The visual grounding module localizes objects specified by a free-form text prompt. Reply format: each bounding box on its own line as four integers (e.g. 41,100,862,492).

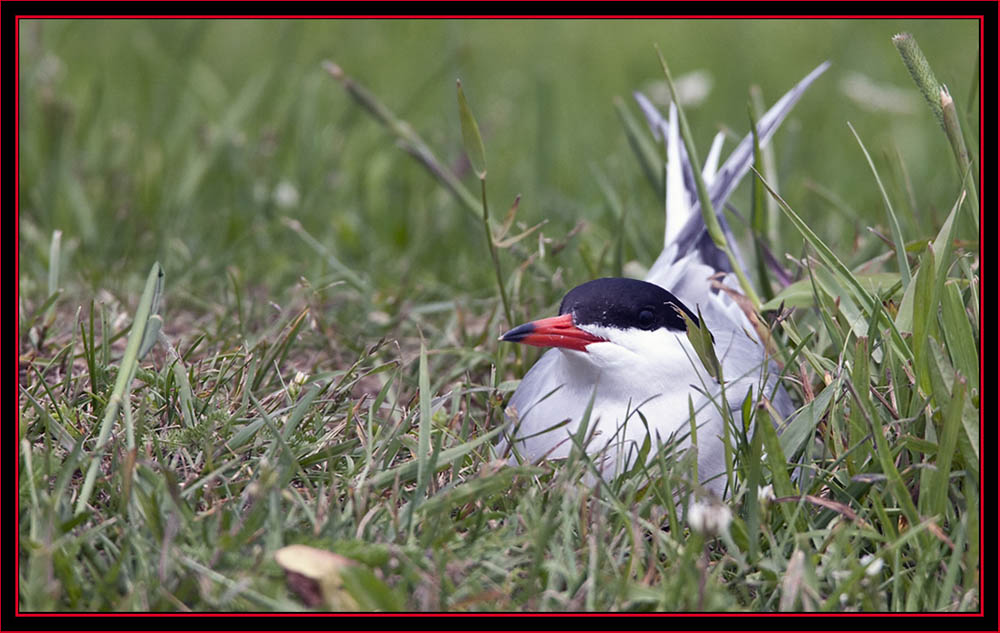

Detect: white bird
499,62,830,497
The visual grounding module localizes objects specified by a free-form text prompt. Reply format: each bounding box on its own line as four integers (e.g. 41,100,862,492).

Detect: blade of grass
778,380,837,463
893,190,963,336
929,377,966,520
457,79,515,329
843,379,920,530
75,263,164,515
653,45,760,308
323,61,481,219
910,247,938,395
847,122,911,287
368,426,504,489
414,341,433,504
614,96,665,195
752,168,913,364
44,230,62,326
940,281,978,387
748,101,775,302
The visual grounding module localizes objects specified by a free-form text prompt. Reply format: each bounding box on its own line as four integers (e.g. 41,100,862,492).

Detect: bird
498,62,830,498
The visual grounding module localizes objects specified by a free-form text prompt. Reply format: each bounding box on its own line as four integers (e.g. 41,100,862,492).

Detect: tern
499,62,829,497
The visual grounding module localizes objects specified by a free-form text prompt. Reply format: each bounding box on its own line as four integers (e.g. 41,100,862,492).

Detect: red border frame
12,12,987,624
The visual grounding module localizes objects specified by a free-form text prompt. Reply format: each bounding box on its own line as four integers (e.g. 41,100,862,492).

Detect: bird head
501,278,707,383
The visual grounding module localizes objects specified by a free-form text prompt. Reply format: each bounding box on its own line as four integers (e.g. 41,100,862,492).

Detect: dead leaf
275,544,359,610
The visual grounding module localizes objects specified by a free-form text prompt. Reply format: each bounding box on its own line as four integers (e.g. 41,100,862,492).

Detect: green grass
18,19,980,612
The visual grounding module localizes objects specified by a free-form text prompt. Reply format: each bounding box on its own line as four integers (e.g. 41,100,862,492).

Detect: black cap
558,277,699,333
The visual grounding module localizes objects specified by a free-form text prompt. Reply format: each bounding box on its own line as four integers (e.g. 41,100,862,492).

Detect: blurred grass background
19,19,979,310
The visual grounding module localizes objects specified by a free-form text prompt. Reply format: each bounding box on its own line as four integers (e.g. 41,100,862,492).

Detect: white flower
273,180,300,209
758,484,776,505
688,500,733,536
860,553,884,576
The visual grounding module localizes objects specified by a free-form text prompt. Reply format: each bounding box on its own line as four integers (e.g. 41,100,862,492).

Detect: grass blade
653,45,760,307
614,96,664,195
75,263,164,515
848,122,911,286
752,168,912,363
323,60,481,218
456,79,487,178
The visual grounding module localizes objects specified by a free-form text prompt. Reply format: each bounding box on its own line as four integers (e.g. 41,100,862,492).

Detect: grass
17,19,980,613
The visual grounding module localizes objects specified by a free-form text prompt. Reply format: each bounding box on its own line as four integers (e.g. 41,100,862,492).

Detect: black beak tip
500,322,534,343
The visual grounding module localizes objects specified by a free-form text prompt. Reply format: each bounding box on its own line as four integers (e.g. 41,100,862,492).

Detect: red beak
500,313,606,352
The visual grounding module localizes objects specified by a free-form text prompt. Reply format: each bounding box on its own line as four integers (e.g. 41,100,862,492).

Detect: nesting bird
500,62,830,497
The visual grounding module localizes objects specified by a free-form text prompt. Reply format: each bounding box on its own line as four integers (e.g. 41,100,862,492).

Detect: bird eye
638,309,655,329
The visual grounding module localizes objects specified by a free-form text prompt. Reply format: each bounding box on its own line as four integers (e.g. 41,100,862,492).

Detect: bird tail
635,61,830,296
